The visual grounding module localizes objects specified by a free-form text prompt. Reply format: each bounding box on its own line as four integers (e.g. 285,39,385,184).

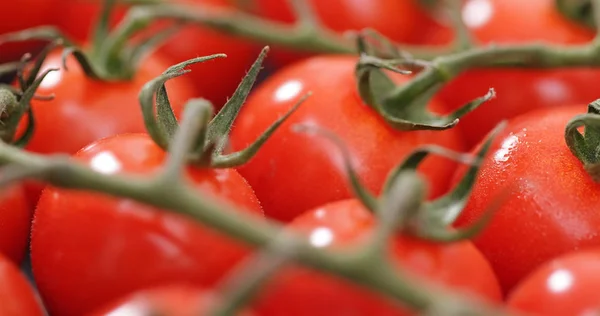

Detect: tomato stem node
565,100,600,182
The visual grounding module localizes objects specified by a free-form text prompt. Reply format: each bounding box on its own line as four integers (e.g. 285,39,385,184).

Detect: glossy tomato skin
229,55,464,222
88,285,256,316
31,133,263,316
0,183,32,264
252,199,502,315
19,49,195,207
247,0,427,67
0,0,56,63
453,105,600,294
0,253,45,316
425,0,600,147
507,249,600,316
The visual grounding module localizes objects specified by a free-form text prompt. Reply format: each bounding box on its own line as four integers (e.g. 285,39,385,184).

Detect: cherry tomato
18,48,196,207
229,55,464,222
427,0,600,147
0,253,45,316
31,133,263,316
507,249,600,316
0,183,31,264
252,199,502,315
453,105,600,294
247,0,429,67
0,1,56,63
55,0,260,107
88,285,255,316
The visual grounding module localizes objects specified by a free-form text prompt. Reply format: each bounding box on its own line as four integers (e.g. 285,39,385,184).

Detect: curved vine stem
0,114,511,316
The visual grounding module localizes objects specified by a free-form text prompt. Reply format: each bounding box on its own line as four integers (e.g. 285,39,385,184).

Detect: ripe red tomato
0,183,31,264
0,0,56,63
0,253,45,316
507,249,600,316
18,48,195,206
252,199,502,315
247,0,430,67
31,133,263,316
88,285,255,316
229,55,464,222
53,0,127,44
54,0,260,107
452,105,600,294
427,0,600,147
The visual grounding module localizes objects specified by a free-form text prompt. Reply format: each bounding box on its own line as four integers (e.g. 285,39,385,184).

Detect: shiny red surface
230,55,464,222
508,249,600,316
31,133,263,316
454,105,600,293
0,183,32,264
252,199,502,315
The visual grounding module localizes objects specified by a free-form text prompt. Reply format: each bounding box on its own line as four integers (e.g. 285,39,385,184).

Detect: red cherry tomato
18,48,195,207
0,1,56,63
229,55,464,222
507,249,600,316
88,285,256,316
453,105,600,294
248,0,429,67
427,0,600,147
252,199,502,315
0,253,45,316
55,0,260,107
31,133,263,316
0,183,31,264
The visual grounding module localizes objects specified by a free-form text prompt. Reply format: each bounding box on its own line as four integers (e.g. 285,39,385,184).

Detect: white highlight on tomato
309,227,334,248
90,151,122,174
463,0,493,29
40,69,63,90
105,301,149,316
547,269,573,293
275,80,303,102
494,134,519,163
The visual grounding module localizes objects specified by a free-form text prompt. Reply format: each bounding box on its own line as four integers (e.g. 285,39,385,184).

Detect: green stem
0,136,509,316
565,100,600,182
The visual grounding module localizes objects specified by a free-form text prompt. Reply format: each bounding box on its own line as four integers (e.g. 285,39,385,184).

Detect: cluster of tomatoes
2,0,600,315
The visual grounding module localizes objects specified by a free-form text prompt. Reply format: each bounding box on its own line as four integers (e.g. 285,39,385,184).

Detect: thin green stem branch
0,139,510,315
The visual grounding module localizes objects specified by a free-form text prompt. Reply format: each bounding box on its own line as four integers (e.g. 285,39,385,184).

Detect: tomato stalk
565,100,600,181
293,122,508,243
556,0,596,29
138,46,306,168
0,113,511,316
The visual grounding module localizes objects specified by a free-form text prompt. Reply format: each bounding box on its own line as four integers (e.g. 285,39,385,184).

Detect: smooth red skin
55,0,260,106
53,1,127,44
425,0,600,147
18,49,195,207
229,55,464,222
0,183,32,264
507,249,600,316
0,253,45,316
0,1,56,63
248,0,424,67
452,105,600,294
89,285,255,316
252,199,502,315
31,133,263,316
